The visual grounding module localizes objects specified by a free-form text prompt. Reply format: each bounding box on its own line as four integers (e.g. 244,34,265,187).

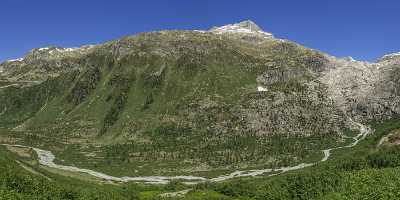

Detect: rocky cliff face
320,54,400,122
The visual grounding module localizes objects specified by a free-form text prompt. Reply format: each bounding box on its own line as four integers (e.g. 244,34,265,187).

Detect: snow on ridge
6,57,24,63
210,21,273,38
37,45,96,56
38,47,50,51
213,25,273,36
48,47,78,55
381,52,400,60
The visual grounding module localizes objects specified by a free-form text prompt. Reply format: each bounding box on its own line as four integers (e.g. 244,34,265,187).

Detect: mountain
209,20,274,41
1,20,400,179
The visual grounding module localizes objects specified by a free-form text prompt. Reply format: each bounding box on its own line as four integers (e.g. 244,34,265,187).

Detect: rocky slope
0,45,95,82
321,53,400,122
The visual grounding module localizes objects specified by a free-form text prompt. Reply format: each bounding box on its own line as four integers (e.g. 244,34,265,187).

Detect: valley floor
2,119,400,199
0,120,371,185
0,120,369,185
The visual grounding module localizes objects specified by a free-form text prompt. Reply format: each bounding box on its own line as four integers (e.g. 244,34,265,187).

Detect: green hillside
0,31,346,175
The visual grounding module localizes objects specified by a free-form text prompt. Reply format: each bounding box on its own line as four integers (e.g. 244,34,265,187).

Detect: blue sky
1,0,399,62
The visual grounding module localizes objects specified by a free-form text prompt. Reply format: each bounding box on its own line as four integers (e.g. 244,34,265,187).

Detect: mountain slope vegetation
0,24,350,174
1,20,400,199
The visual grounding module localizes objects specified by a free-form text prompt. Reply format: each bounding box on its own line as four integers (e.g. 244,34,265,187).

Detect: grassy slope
0,146,131,200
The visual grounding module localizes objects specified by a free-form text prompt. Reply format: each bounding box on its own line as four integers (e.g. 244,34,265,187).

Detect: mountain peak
209,20,273,39
234,20,263,31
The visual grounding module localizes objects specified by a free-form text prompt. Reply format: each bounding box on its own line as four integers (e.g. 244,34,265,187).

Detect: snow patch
38,47,50,51
6,57,24,62
257,86,268,92
49,47,79,55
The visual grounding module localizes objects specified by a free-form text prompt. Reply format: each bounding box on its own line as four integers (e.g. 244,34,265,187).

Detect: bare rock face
257,67,307,86
237,82,344,137
320,54,400,122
